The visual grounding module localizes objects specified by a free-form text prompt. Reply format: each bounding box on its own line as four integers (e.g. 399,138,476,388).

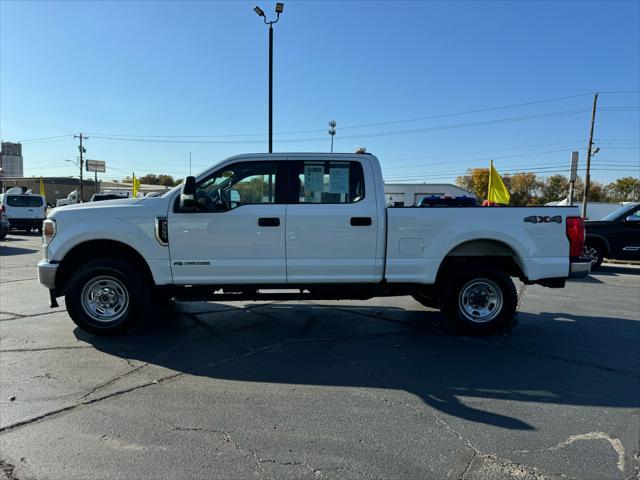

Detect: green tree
607,177,640,202
508,172,542,206
455,168,489,201
540,175,570,204
587,181,609,202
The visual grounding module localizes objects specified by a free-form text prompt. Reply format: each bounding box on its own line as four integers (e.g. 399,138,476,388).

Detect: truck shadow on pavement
0,244,39,256
75,302,640,432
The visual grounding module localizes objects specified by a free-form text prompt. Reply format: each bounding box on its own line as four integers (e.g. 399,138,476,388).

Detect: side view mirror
625,215,640,223
180,176,197,211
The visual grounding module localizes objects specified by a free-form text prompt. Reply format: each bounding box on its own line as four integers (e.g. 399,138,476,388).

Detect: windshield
600,203,639,221
6,195,43,207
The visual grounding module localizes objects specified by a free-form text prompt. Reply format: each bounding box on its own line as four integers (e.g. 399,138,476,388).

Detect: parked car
0,211,10,239
56,190,79,207
416,195,478,207
90,193,130,202
0,191,46,233
584,202,640,270
37,152,589,336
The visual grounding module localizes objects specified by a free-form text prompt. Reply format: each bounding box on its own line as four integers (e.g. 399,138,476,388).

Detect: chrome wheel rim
583,245,600,265
81,276,129,323
459,278,503,323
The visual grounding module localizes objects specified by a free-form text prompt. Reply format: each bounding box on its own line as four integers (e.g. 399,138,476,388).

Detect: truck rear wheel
441,268,517,335
583,242,604,270
65,258,151,335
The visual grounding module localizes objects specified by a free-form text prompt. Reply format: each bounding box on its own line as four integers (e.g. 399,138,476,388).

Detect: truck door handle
258,217,280,227
350,217,372,226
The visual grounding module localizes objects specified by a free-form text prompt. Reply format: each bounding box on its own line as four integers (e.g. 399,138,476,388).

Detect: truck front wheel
65,258,151,335
441,268,517,335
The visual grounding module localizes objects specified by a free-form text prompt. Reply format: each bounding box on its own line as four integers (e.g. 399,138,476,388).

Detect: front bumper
569,257,591,278
37,260,59,290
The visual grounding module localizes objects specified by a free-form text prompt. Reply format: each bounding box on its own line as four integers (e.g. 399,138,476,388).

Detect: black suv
584,202,640,270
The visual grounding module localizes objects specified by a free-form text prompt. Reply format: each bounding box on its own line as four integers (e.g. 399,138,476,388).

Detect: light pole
65,158,82,202
328,120,336,153
253,3,284,154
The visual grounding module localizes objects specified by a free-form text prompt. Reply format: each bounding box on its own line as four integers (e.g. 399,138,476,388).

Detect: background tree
122,173,180,187
607,177,640,202
455,168,489,201
508,172,542,206
540,174,569,204
587,181,609,202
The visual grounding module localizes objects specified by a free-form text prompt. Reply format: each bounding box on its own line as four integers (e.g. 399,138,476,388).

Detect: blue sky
1,0,638,184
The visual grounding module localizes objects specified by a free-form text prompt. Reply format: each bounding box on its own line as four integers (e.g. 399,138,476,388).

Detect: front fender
47,215,172,285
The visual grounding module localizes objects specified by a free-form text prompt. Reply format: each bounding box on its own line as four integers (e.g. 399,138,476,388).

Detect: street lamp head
253,5,265,17
592,147,600,155
275,3,284,14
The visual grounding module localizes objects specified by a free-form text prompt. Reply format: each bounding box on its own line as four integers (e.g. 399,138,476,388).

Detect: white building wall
383,183,475,206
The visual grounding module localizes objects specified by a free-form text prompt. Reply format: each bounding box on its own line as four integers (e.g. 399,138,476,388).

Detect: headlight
43,219,56,244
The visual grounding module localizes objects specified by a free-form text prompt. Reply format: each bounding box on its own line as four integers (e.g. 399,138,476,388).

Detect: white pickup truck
38,152,590,335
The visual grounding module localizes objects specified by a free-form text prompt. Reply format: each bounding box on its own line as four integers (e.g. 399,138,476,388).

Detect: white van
0,191,47,233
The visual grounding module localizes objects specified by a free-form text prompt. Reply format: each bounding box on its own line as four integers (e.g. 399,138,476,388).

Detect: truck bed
385,206,580,284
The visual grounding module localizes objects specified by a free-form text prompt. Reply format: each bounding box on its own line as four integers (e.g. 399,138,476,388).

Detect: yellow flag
132,173,141,198
39,177,45,197
487,160,510,205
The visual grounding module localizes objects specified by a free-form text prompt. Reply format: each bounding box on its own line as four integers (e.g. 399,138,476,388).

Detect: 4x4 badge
524,215,562,224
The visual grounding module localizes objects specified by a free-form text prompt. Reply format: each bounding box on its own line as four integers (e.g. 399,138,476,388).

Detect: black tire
440,267,517,336
583,242,604,270
65,258,151,335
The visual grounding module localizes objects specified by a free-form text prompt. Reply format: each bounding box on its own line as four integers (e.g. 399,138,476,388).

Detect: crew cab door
285,158,381,283
610,205,640,259
168,160,287,284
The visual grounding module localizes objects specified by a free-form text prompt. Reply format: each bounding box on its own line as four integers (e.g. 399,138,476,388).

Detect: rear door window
6,196,43,207
293,161,365,204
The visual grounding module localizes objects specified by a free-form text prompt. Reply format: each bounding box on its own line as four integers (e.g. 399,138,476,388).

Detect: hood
48,196,170,219
51,197,143,212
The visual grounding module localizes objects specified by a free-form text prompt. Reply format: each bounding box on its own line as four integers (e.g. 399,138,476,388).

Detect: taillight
566,216,585,257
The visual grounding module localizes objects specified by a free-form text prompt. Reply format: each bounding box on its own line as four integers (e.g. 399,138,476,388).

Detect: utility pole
328,120,337,153
74,133,88,202
582,94,598,219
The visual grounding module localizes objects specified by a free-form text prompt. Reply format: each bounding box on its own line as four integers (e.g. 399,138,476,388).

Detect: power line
16,135,73,143
87,108,594,145
383,167,639,183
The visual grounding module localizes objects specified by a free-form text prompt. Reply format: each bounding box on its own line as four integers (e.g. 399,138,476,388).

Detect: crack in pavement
0,327,415,436
0,278,38,284
513,431,627,473
0,345,93,353
0,310,63,322
460,450,477,479
159,417,375,480
79,362,149,400
360,389,572,480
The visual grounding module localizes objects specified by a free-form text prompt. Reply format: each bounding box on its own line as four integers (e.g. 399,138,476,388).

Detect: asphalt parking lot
1,232,639,480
